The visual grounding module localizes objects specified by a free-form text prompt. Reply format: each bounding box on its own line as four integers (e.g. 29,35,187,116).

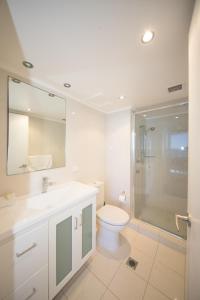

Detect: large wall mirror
7,77,66,175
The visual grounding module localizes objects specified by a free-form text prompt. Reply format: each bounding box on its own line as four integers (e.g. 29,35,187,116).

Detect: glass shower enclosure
133,103,188,239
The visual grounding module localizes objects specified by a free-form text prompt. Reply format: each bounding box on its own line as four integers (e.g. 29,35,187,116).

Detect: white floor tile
121,227,138,247
101,289,119,300
156,244,185,276
149,262,185,300
88,250,121,286
143,284,170,300
124,247,154,281
64,267,106,300
109,263,146,300
134,233,158,258
97,233,132,261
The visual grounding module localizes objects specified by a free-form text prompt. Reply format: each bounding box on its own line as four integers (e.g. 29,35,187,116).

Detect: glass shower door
134,103,188,238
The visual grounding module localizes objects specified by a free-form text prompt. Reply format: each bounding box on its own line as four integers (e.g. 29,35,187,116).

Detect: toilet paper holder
119,191,126,202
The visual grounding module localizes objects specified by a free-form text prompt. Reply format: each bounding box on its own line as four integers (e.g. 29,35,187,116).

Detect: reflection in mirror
7,77,66,175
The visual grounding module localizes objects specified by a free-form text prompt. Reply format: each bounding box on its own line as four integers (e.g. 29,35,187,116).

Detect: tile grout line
89,235,130,287
141,236,160,300
105,235,154,299
106,288,120,300
106,256,125,286
86,251,124,299
121,229,162,289
153,240,186,277
86,265,108,289
147,241,183,300
155,259,186,278
99,287,109,300
100,287,120,300
149,282,174,300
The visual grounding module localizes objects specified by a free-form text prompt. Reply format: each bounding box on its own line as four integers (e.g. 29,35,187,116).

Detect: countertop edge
0,187,97,244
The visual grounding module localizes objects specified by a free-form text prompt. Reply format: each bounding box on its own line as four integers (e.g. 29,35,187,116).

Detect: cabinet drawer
5,265,48,300
0,222,48,299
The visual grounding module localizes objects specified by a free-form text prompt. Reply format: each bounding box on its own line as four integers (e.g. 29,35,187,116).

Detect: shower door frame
131,100,188,236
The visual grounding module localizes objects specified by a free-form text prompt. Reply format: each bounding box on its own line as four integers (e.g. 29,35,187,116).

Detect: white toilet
93,181,129,252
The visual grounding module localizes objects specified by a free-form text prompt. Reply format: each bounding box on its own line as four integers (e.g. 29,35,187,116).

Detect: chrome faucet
42,177,54,193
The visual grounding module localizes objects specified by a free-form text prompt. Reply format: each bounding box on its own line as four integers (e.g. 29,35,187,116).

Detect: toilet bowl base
97,227,120,252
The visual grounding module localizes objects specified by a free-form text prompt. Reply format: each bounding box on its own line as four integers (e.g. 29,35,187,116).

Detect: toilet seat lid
97,205,129,226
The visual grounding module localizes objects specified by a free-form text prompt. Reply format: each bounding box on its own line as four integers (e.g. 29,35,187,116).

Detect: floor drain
126,257,138,270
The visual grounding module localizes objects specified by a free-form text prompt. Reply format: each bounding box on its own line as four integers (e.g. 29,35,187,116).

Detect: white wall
66,97,105,184
0,68,105,196
105,110,131,213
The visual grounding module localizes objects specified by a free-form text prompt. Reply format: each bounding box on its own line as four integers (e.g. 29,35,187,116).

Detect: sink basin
26,189,67,210
26,194,54,210
25,182,97,211
25,183,82,210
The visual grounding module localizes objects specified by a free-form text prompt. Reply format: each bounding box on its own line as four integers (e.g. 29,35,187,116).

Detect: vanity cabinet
0,222,48,300
49,197,96,299
0,182,97,300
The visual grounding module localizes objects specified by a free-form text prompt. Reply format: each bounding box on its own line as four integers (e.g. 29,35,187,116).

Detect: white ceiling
0,0,194,113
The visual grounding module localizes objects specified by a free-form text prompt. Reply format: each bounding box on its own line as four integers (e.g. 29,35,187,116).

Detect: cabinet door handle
24,288,36,300
16,243,37,257
74,217,78,230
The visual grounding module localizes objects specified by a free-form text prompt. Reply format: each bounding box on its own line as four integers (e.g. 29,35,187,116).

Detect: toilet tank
92,181,104,210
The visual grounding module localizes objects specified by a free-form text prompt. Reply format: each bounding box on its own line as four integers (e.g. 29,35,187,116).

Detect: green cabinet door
82,204,93,258
56,216,72,285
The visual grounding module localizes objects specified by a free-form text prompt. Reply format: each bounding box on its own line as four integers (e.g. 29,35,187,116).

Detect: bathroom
0,0,199,300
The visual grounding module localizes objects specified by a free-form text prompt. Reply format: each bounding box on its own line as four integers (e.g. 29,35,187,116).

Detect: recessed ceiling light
22,61,34,68
64,83,71,88
141,31,154,44
48,93,55,97
12,78,21,84
119,96,125,100
27,108,31,112
175,116,179,119
143,114,147,117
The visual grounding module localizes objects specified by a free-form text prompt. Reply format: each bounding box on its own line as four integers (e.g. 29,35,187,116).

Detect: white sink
26,194,53,210
26,188,68,210
25,182,97,211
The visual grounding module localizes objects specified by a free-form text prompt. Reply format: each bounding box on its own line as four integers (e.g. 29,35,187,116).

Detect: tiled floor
55,227,186,300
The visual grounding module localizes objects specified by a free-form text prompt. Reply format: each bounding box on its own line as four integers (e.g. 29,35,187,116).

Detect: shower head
138,125,156,134
145,127,156,132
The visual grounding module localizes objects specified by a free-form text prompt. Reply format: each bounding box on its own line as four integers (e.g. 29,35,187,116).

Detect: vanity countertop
0,181,97,243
